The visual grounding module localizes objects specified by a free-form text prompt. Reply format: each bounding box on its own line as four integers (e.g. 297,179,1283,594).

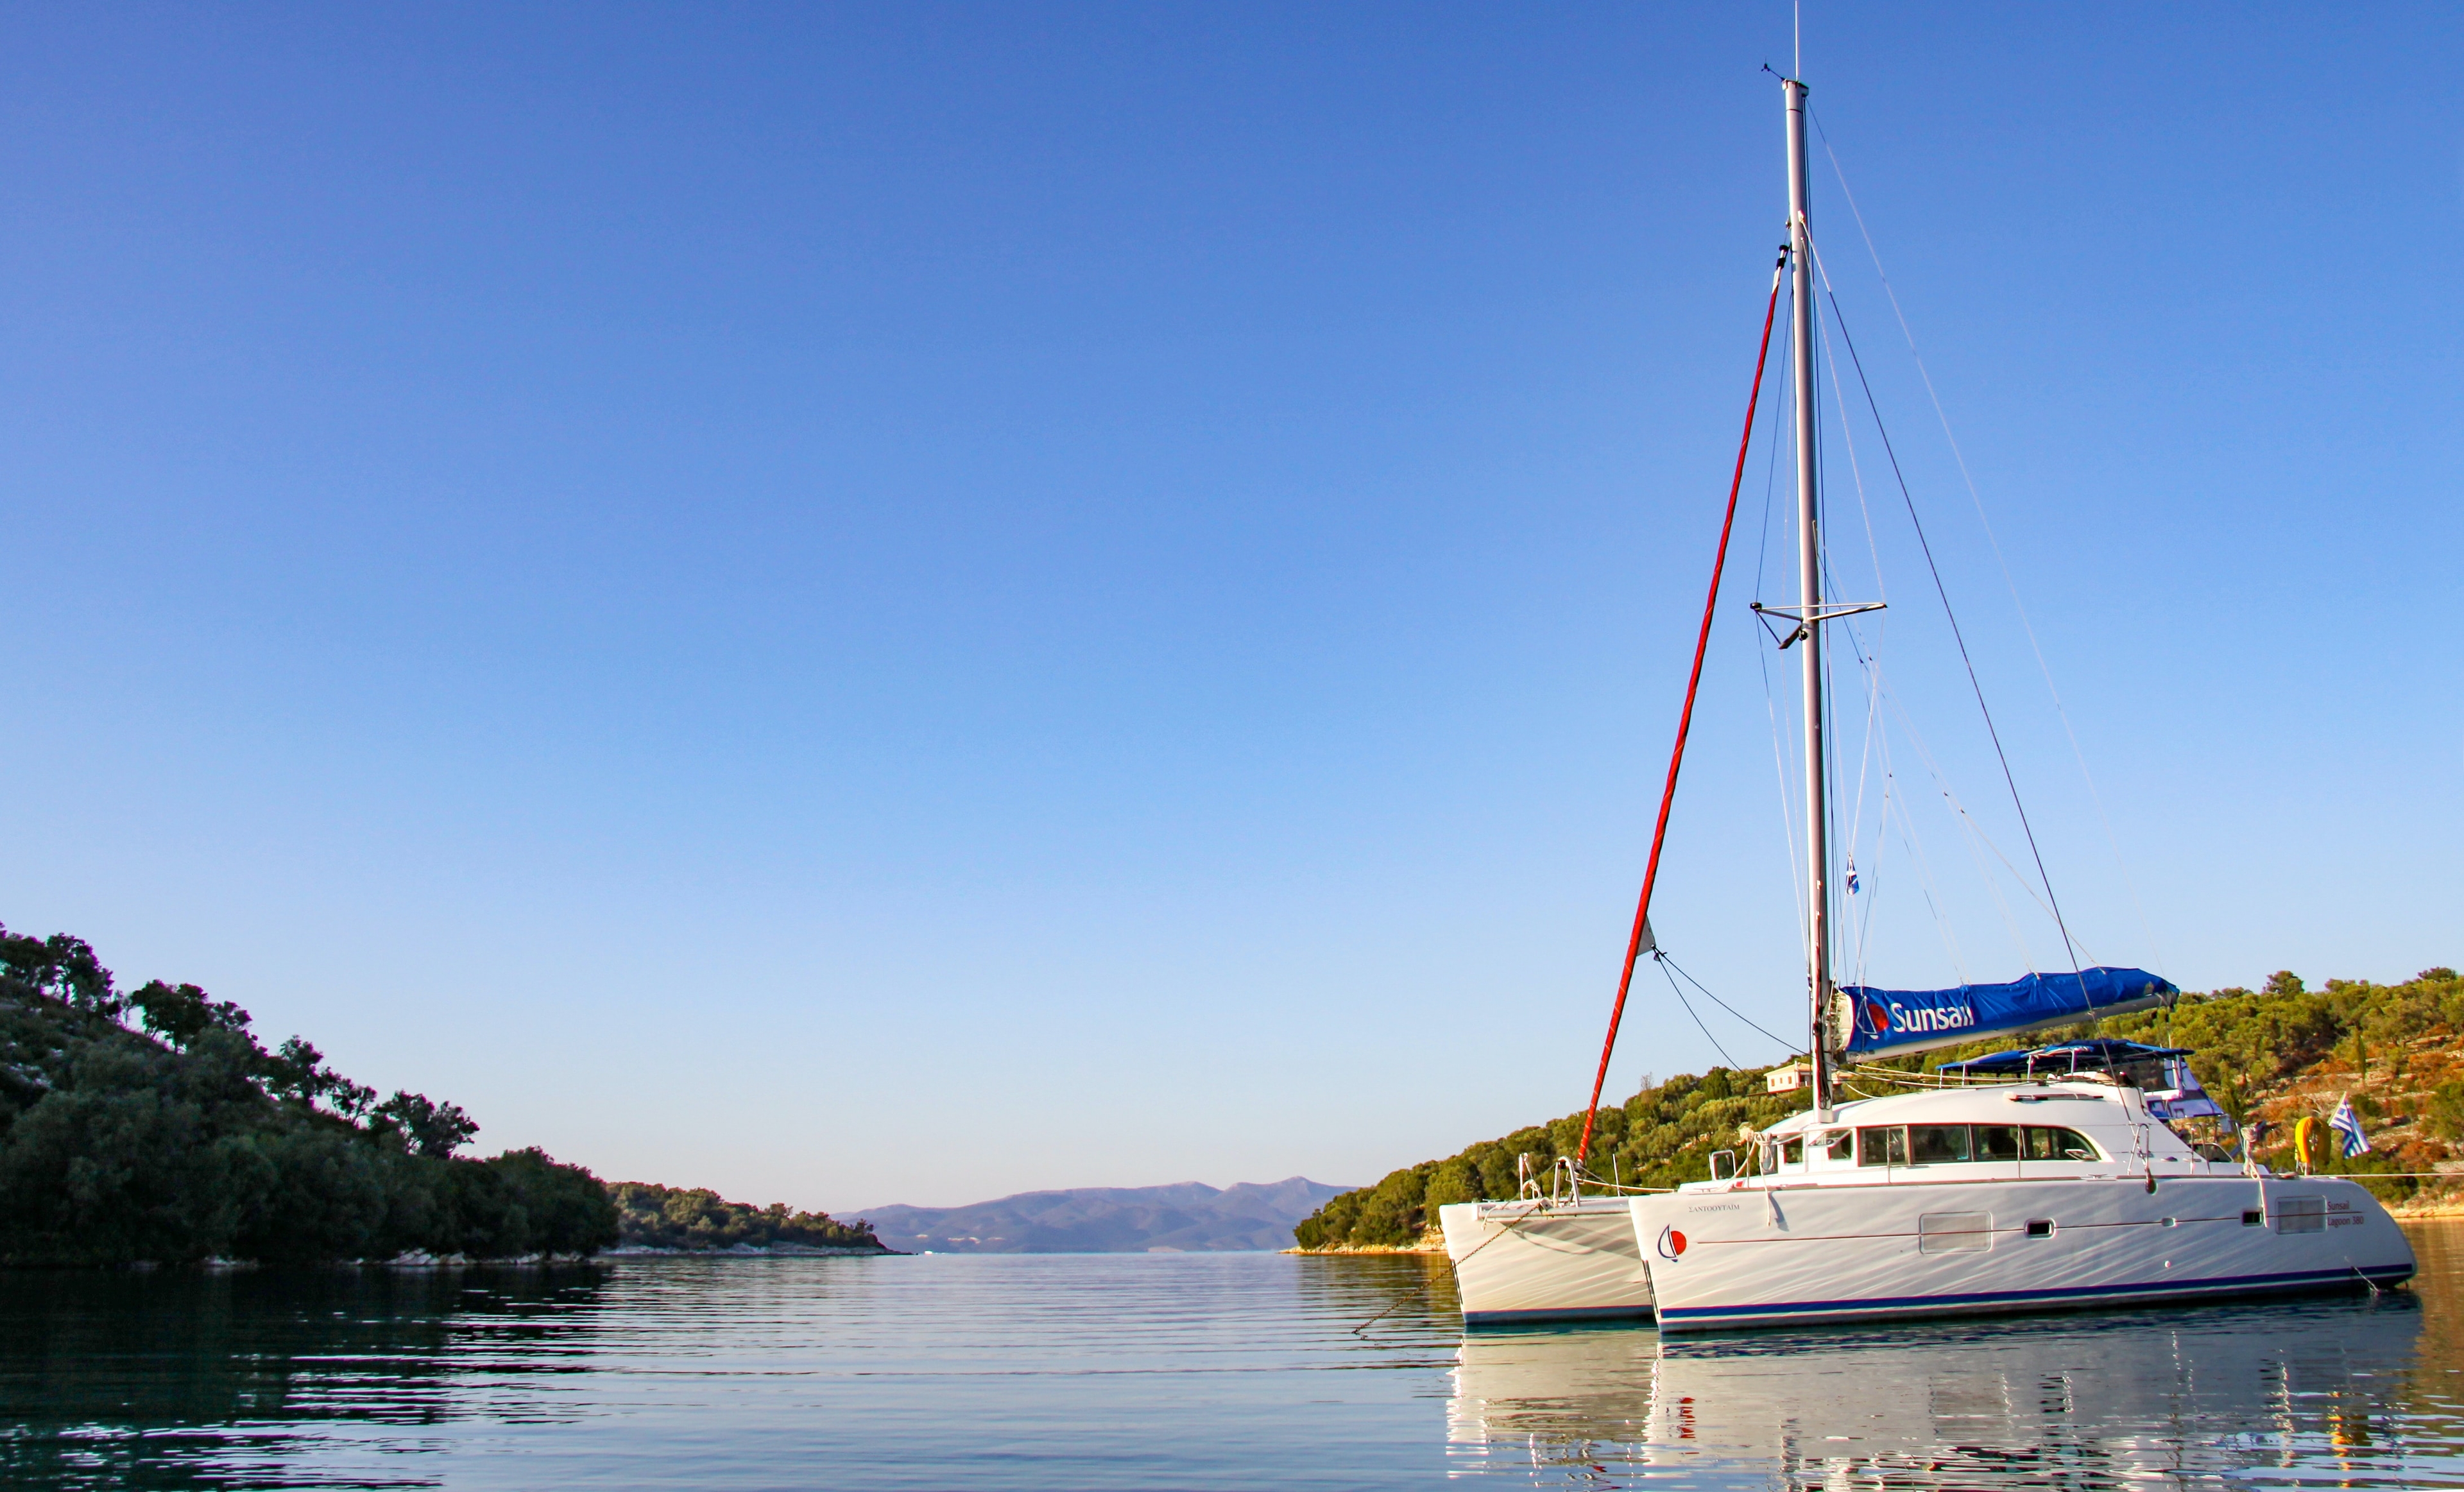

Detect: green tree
372,1092,479,1158
126,981,252,1049
0,919,624,1265
607,1182,875,1252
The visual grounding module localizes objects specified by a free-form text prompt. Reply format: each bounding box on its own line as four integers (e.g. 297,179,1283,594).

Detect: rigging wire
1808,513,2051,974
1820,588,1912,987
1797,334,1990,993
1854,640,1960,983
1812,304,1892,942
1818,469,2044,975
1844,642,1891,982
1885,760,1974,982
1806,234,2085,980
1811,112,2165,981
1798,419,1904,991
1659,956,1741,1071
1658,952,1799,1054
1754,283,1808,951
1818,554,2048,973
1851,776,1883,982
1751,323,1788,603
1878,685,2052,968
1817,545,1883,952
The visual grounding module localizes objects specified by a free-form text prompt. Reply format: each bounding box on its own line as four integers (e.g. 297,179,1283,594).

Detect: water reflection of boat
1448,1298,2429,1487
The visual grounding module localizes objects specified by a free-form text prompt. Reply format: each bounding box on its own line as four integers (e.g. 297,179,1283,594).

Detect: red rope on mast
1576,252,1788,1168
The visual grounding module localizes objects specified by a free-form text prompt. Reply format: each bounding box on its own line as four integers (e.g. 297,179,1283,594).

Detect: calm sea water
9,1223,2464,1489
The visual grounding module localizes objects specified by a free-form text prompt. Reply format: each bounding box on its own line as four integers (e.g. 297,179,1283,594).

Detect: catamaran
1443,69,2415,1328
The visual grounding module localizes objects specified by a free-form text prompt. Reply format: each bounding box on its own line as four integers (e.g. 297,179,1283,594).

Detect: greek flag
2329,1097,2370,1158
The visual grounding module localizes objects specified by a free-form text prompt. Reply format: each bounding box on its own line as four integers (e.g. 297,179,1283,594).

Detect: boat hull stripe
1657,1264,2417,1323
1460,1303,1661,1326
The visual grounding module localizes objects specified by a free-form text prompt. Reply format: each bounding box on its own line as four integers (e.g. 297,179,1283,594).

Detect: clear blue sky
1,4,2456,1213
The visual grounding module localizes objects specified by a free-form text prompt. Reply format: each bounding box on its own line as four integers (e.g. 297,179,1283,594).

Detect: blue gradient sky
1,4,2456,1212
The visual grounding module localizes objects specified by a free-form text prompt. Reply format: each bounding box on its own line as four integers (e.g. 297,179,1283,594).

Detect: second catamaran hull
1631,1176,2414,1333
1441,1199,1656,1326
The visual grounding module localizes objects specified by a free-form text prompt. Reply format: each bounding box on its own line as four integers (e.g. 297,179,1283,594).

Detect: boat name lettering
1887,1000,1977,1034
1686,1204,1739,1213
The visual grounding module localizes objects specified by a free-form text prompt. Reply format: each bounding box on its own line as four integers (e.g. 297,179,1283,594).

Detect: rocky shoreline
1286,1225,1444,1256
603,1241,902,1257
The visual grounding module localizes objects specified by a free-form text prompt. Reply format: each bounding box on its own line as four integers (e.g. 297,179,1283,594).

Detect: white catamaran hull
1441,1199,1656,1326
1631,1175,2414,1332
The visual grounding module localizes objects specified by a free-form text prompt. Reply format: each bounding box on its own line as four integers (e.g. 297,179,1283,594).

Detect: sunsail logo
1860,998,1977,1038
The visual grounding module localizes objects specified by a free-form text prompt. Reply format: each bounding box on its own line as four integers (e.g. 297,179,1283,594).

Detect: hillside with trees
862,1178,1349,1253
0,922,617,1265
1293,966,2464,1251
610,1183,889,1253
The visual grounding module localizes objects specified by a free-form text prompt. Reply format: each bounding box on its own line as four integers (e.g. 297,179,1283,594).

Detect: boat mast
1784,76,1836,1114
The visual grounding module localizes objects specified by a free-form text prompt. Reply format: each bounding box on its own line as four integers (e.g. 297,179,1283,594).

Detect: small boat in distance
1446,67,2416,1328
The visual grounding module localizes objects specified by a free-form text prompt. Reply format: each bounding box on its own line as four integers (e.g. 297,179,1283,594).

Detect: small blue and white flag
2329,1096,2370,1158
1845,861,1860,895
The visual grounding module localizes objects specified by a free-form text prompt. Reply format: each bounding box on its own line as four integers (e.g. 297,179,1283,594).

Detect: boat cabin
1706,1040,2243,1190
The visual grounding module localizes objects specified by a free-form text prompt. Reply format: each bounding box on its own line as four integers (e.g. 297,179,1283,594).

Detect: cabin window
1908,1125,1973,1164
1779,1136,1804,1166
1824,1130,1854,1162
2024,1126,2100,1162
1854,1122,2100,1167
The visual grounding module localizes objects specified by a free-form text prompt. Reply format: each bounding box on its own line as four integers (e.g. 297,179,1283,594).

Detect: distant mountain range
859,1177,1353,1254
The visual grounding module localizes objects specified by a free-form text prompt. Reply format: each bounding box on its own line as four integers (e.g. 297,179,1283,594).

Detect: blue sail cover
1841,966,2177,1059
